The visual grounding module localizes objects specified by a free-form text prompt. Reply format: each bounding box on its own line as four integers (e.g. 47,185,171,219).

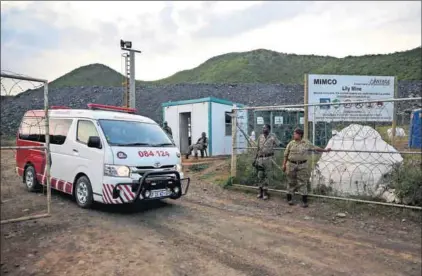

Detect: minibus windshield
98,119,174,147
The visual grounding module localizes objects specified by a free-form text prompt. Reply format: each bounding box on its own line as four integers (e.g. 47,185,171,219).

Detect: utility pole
120,39,141,109
122,53,129,108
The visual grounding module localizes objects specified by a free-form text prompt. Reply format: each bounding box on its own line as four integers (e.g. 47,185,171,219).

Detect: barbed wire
232,98,422,207
1,70,45,96
1,72,50,223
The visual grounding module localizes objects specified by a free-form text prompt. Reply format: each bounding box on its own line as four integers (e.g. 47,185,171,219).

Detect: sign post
304,74,309,140
391,76,398,147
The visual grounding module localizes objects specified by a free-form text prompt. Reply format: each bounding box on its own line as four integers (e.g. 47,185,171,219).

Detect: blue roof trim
162,97,210,107
162,97,245,108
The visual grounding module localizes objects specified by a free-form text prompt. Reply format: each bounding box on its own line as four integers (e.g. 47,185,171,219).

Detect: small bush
220,176,234,188
392,162,422,206
189,164,210,172
235,151,258,185
235,150,288,189
198,172,216,180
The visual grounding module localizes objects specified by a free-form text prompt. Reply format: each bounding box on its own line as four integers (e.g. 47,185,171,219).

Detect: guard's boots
257,187,263,199
287,194,294,206
262,189,269,200
301,195,308,208
185,153,190,159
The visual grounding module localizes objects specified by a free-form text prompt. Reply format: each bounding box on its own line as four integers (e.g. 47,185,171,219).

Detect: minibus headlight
104,165,130,177
175,164,182,172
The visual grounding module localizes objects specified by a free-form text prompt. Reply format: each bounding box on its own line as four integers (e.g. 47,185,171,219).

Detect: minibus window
19,117,46,142
50,119,72,145
18,117,72,145
98,120,175,147
77,120,99,144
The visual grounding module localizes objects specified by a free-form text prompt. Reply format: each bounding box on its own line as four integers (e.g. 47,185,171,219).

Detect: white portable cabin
162,97,248,156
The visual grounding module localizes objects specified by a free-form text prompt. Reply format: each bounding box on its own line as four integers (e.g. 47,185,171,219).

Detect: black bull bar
111,170,190,203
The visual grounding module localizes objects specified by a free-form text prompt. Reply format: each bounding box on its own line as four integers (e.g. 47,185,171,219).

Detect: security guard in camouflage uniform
254,124,281,200
282,128,331,207
186,132,208,159
162,121,173,138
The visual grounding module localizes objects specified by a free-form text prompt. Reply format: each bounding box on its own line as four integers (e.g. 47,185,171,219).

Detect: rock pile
1,81,421,137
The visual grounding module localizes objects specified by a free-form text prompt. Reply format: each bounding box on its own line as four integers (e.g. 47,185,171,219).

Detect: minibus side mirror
87,136,102,149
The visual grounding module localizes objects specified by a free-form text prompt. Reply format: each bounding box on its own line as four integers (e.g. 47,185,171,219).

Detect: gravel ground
1,151,421,276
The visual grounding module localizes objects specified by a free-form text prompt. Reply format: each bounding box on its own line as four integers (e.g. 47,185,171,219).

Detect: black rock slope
1,81,421,137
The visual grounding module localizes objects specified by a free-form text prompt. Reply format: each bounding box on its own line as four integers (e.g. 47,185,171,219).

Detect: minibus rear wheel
74,176,94,209
24,165,40,192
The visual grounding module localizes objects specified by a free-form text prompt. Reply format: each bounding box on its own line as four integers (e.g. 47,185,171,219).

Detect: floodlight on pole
120,39,141,109
120,39,132,49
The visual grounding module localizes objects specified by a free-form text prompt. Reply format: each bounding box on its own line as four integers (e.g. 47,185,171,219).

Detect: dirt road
1,152,421,276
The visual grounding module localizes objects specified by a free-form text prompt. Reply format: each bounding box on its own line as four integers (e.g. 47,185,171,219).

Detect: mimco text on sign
307,74,395,122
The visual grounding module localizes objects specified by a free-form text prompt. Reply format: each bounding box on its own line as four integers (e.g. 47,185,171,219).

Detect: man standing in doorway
254,124,281,200
282,128,331,207
186,132,208,159
162,121,173,138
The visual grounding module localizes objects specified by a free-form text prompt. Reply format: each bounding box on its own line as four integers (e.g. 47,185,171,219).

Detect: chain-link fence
231,98,422,209
1,71,51,224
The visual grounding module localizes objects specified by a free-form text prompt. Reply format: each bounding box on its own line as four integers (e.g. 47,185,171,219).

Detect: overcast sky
1,1,421,84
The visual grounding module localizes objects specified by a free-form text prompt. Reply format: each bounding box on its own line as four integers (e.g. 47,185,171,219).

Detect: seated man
186,132,208,159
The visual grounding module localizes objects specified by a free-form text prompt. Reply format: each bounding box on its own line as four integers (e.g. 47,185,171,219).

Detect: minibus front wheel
24,165,41,192
74,175,94,209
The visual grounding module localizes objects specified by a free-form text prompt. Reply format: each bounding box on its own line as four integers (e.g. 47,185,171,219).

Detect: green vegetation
221,176,234,188
235,150,288,189
49,64,124,88
154,46,422,84
235,146,422,206
198,171,216,180
197,166,231,187
392,158,422,207
48,47,421,87
188,163,210,172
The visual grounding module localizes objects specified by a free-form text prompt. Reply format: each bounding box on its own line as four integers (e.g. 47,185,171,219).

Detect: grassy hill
49,63,126,88
49,47,422,87
157,47,422,84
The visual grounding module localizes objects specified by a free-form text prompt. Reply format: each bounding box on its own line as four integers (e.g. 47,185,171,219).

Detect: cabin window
225,112,232,136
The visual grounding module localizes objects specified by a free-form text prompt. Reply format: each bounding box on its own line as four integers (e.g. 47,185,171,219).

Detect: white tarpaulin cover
311,124,403,197
387,127,406,138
